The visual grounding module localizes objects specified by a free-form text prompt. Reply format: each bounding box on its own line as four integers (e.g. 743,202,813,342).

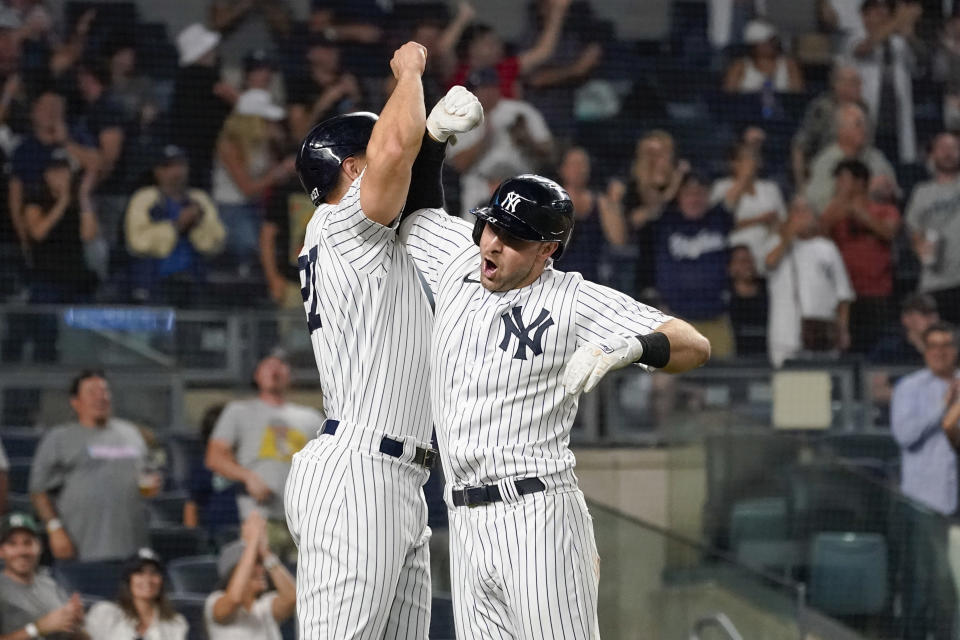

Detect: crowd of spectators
0,0,959,371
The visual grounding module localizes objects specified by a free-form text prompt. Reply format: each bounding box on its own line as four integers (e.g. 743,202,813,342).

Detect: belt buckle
422,448,437,470
464,486,484,508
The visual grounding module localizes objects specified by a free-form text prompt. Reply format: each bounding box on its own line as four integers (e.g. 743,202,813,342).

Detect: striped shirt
298,175,434,444
400,208,671,490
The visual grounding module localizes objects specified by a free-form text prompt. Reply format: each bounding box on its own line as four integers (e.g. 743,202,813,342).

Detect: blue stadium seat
54,560,126,601
169,594,208,640
7,458,31,495
0,427,41,458
168,555,219,596
430,592,455,639
729,497,788,549
809,532,888,616
148,491,189,526
149,526,209,561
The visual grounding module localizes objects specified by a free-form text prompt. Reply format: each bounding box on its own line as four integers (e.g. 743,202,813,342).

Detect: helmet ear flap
472,218,485,247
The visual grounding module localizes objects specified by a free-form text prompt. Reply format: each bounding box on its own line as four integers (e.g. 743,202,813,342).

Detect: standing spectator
907,131,960,324
205,512,296,640
286,37,362,142
871,293,940,365
935,13,960,130
212,89,295,273
29,370,150,561
722,20,804,93
654,172,735,358
848,0,923,164
765,196,855,367
892,321,960,515
170,23,235,190
805,102,897,212
260,177,312,307
448,67,554,216
208,0,292,69
125,144,225,307
9,91,97,250
205,353,323,563
711,141,786,274
603,131,689,295
107,38,158,128
521,0,604,137
0,512,87,639
410,1,477,106
448,0,572,98
183,405,240,539
73,60,127,198
728,244,768,357
820,159,900,353
85,548,187,640
891,321,959,640
792,62,865,187
555,146,626,282
242,49,279,94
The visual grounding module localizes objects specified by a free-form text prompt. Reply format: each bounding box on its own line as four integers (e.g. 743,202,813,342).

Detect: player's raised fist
427,85,484,143
390,41,427,78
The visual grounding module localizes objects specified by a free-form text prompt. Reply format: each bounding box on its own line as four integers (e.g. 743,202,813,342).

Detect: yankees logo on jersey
499,306,554,360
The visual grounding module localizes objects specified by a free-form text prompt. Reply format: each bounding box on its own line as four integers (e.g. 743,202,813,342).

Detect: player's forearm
655,318,711,373
368,70,425,169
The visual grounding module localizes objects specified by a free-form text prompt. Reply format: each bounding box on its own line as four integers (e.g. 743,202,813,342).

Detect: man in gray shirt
907,132,960,325
205,352,323,562
29,370,149,562
0,512,87,639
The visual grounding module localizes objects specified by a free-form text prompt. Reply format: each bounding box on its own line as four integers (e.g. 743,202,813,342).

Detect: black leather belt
451,478,546,508
321,420,437,469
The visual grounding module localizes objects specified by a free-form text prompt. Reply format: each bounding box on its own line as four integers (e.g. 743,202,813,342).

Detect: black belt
321,420,437,469
451,478,546,508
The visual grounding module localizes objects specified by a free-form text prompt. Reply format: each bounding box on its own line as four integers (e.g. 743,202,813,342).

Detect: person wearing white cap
211,88,295,274
170,23,236,190
722,19,804,94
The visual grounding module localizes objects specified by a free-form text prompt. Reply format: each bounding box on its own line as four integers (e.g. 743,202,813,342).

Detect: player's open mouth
482,258,498,279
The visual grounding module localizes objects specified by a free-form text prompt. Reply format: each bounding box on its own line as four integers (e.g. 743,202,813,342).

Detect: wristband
635,332,670,368
46,518,63,533
263,554,280,571
25,622,39,638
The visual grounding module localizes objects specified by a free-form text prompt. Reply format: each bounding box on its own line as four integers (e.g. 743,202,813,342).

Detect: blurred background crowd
1,0,960,369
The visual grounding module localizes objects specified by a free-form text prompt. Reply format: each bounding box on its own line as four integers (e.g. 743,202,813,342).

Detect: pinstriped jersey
400,208,672,488
298,175,433,444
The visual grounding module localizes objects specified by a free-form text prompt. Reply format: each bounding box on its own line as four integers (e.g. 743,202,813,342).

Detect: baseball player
282,43,482,639
396,107,710,635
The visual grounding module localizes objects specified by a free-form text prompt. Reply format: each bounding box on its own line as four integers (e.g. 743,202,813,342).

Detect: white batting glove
562,335,644,396
426,85,484,143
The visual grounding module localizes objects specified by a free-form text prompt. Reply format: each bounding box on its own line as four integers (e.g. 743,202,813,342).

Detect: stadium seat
7,458,31,495
0,427,41,458
431,592,455,640
169,594,208,640
808,532,888,615
168,555,219,596
54,560,126,600
149,526,209,561
787,463,888,541
729,497,788,548
148,491,189,526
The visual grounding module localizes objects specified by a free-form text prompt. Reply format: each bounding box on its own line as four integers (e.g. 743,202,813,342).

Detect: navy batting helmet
296,112,378,206
470,174,574,259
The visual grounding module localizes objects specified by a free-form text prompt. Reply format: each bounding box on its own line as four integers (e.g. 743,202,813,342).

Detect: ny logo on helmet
501,191,523,214
499,306,554,360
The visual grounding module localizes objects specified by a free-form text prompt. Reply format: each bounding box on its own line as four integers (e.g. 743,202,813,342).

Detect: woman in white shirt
711,141,787,274
205,512,296,640
86,548,188,640
723,20,804,94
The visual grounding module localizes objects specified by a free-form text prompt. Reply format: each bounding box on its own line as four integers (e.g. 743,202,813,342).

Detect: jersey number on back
298,246,322,332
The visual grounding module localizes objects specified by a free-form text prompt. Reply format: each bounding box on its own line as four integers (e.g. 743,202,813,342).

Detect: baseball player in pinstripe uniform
396,95,711,635
282,43,483,639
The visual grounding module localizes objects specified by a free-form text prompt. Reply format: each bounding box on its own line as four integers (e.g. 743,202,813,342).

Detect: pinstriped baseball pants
284,436,432,640
449,489,601,640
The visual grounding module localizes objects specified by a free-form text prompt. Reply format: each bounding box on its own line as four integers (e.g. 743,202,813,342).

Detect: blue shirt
654,203,732,319
891,368,960,515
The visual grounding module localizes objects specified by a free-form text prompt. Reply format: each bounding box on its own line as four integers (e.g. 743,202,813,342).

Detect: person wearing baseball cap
0,513,87,639
85,548,188,640
243,49,277,92
205,512,295,639
722,19,804,94
125,143,225,306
